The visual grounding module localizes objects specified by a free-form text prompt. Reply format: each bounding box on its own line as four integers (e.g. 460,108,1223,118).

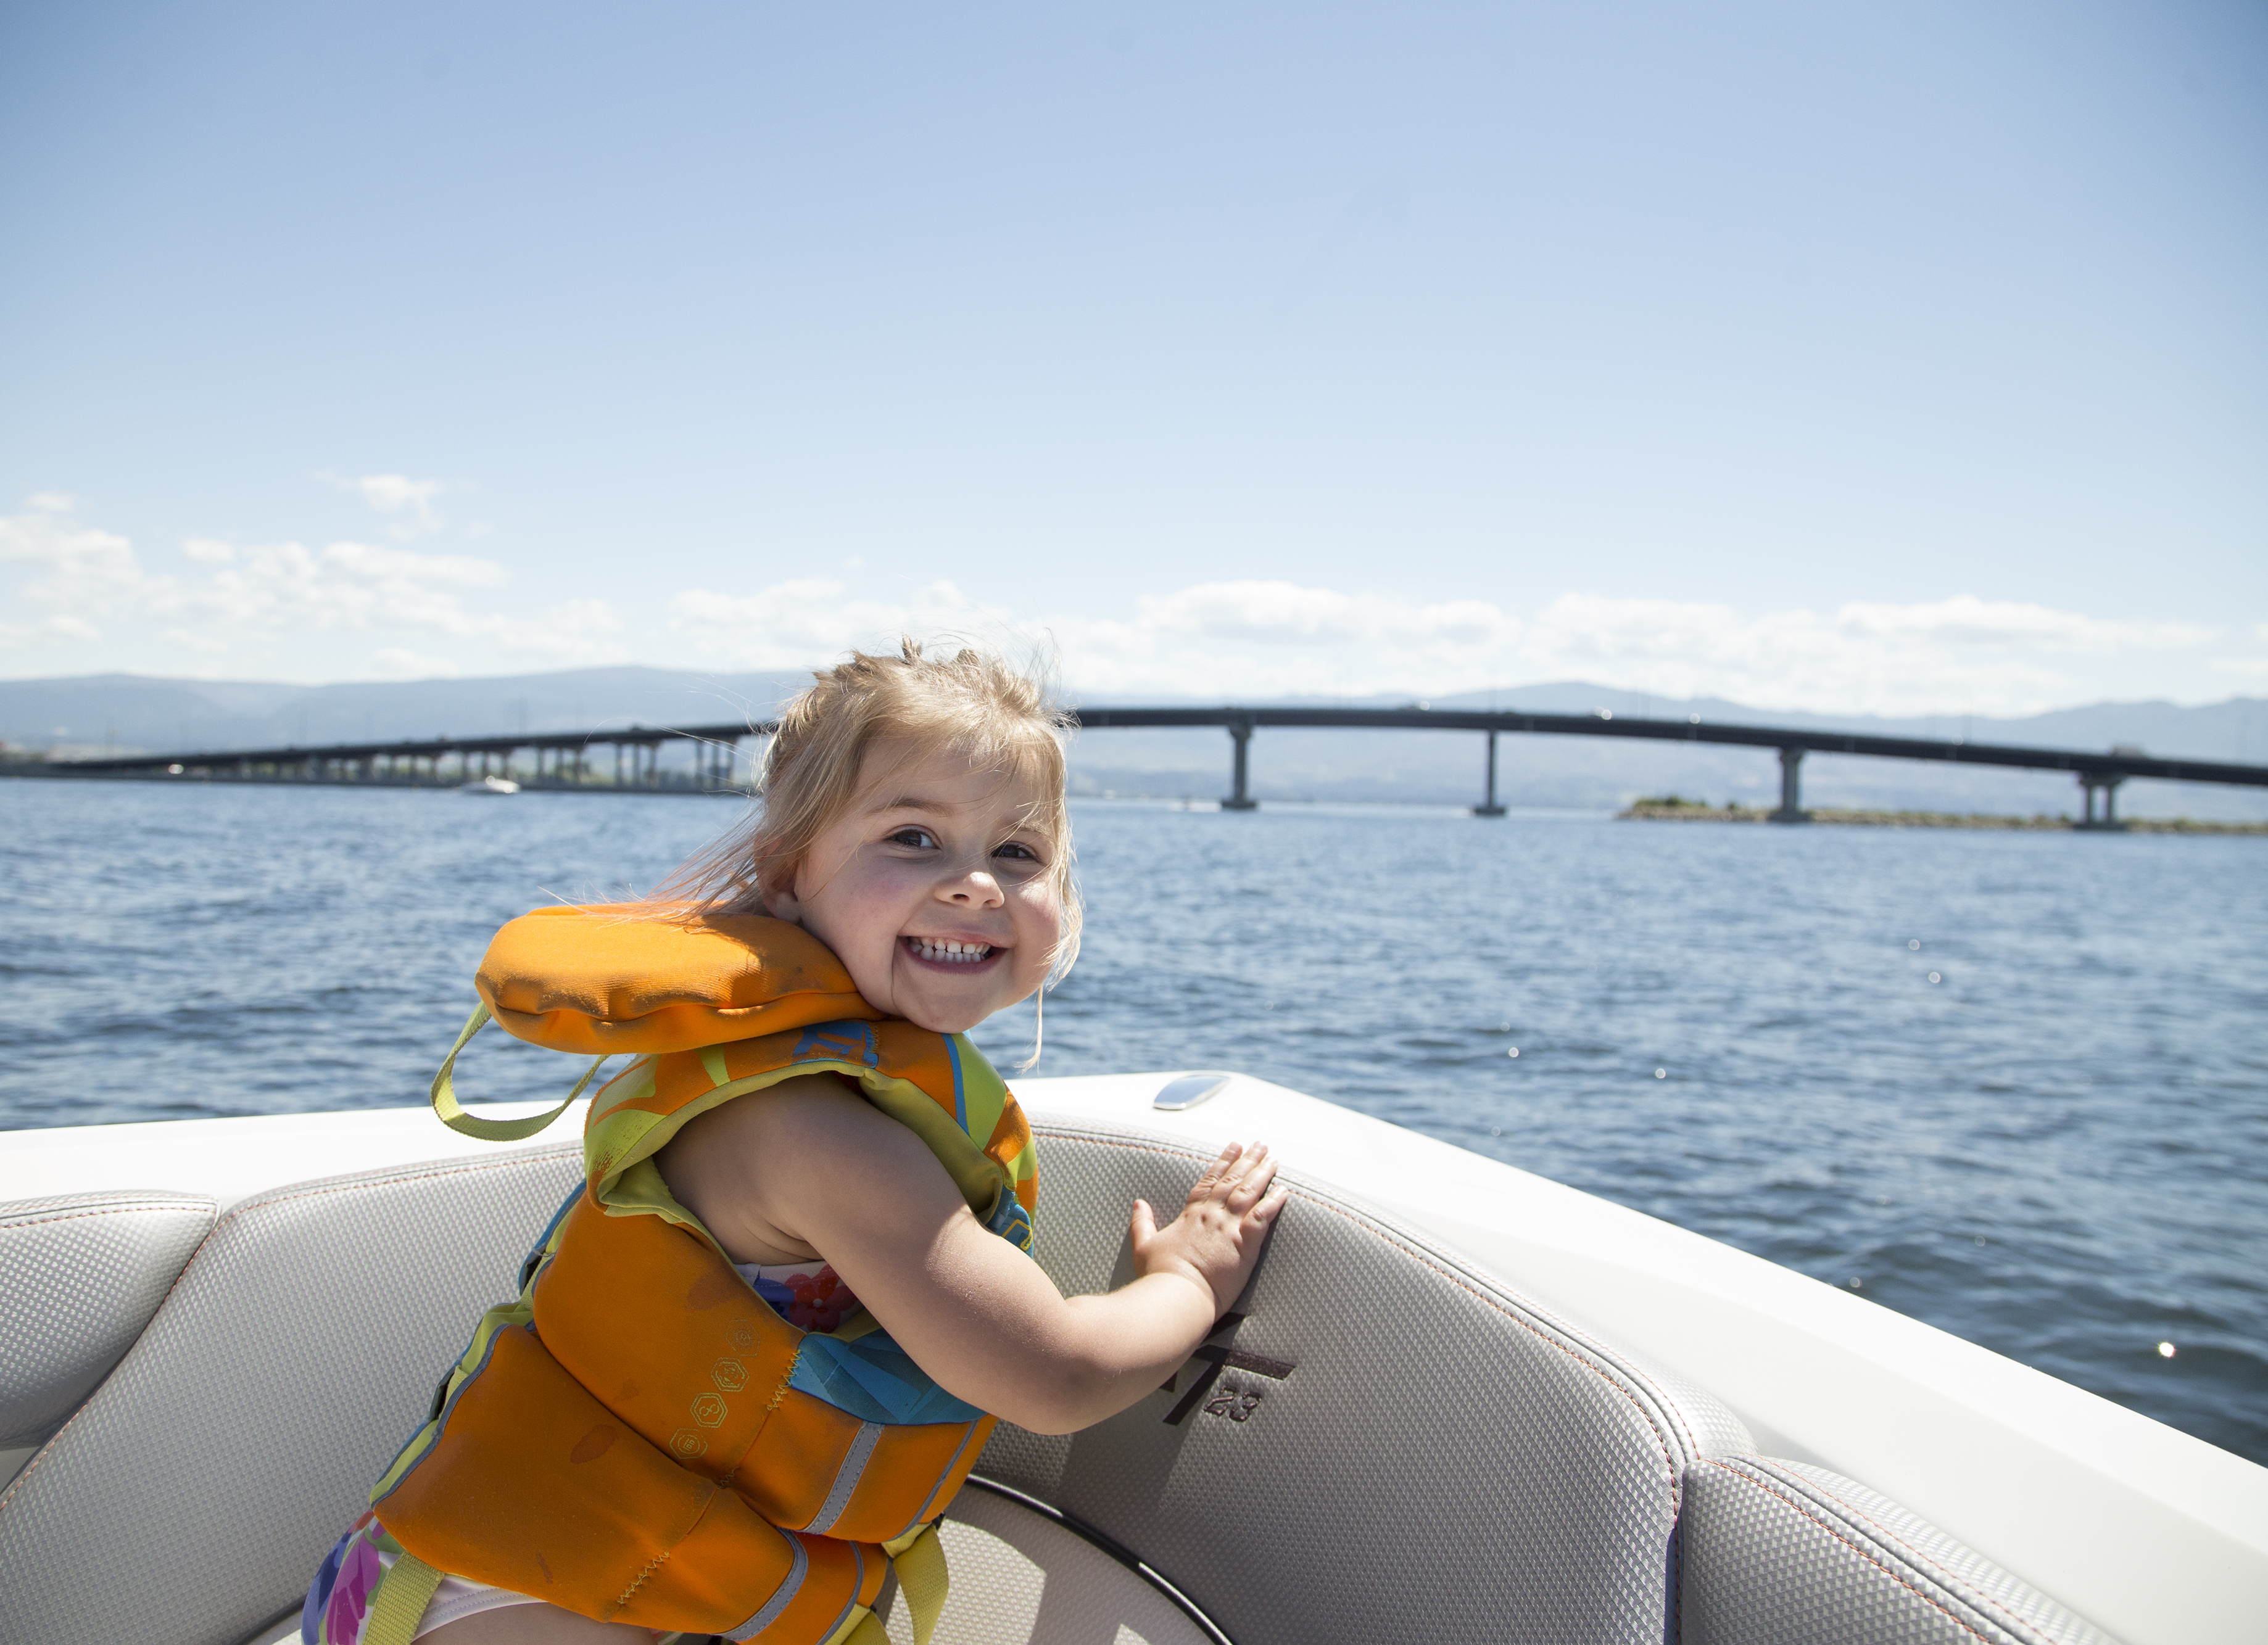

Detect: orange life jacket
366,907,1038,1645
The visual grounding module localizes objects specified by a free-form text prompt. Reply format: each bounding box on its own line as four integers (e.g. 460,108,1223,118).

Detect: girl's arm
657,1076,1288,1435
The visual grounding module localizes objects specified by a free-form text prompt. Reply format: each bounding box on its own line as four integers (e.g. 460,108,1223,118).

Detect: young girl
304,642,1286,1645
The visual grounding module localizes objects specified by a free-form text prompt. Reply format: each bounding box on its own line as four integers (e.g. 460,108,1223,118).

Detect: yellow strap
362,1551,445,1645
819,1606,891,1645
888,1522,950,1645
430,1003,610,1142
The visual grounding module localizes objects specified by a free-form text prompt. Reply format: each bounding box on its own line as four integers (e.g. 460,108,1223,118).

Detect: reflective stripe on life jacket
366,907,1037,1643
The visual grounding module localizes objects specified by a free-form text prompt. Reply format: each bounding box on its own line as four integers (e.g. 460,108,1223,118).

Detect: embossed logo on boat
1161,1317,1294,1425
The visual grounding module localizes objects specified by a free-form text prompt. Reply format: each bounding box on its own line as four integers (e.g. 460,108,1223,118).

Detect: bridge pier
1473,730,1507,817
1222,719,1258,810
1770,746,1810,823
2076,773,2127,831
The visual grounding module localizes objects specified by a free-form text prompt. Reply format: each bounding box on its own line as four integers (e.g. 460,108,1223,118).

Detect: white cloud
0,496,627,673
7,495,2255,712
0,614,102,649
0,503,143,640
160,626,231,654
139,538,511,640
1033,583,2233,715
323,472,447,538
660,568,2251,716
1833,595,2209,650
668,578,1009,668
370,647,463,678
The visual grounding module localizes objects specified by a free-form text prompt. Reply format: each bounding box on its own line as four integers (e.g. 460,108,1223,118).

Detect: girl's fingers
1130,1198,1159,1247
1188,1142,1280,1216
1225,1150,1278,1211
1189,1142,1244,1200
1214,1141,1265,1188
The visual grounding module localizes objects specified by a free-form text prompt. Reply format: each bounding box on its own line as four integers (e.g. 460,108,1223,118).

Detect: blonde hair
656,639,1082,994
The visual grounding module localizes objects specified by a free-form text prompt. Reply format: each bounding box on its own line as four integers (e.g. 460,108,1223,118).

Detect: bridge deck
13,707,2266,815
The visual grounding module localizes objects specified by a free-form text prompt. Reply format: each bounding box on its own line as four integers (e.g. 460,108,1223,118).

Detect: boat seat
877,1482,1217,1645
1680,1455,2120,1645
0,1145,585,1645
0,1114,2120,1645
0,1190,217,1452
225,1481,1219,1645
974,1121,1756,1645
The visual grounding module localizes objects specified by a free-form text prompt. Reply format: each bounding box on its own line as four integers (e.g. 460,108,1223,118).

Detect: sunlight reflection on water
3,781,2262,1463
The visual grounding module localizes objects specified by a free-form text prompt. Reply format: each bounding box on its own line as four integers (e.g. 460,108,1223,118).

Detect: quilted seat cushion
977,1121,1754,1645
881,1480,1217,1645
1680,1454,2124,1645
0,1190,217,1448
0,1145,582,1645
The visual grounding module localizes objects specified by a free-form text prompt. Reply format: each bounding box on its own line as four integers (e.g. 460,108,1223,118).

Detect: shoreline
1620,801,2268,833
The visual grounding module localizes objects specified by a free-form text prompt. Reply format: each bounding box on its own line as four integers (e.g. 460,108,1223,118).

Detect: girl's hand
1129,1142,1289,1317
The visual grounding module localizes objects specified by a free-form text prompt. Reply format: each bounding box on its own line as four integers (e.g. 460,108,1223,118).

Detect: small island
1618,796,2268,834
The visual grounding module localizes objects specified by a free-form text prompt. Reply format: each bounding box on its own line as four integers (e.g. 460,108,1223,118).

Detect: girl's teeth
910,938,992,964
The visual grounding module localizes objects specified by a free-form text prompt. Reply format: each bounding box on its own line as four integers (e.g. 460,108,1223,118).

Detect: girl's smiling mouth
903,935,1001,968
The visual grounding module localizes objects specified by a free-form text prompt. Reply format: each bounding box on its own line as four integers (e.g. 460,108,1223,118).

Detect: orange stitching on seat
0,1148,577,1522
0,1203,220,1517
1749,1463,2043,1636
1033,1124,1690,1512
1702,1459,1997,1641
206,1147,582,1239
0,1201,213,1233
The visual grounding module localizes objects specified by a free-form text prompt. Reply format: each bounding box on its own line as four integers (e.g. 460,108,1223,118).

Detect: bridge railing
1067,706,2268,823
14,705,2267,824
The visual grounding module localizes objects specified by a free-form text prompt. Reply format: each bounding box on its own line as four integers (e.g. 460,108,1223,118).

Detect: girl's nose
946,867,1004,905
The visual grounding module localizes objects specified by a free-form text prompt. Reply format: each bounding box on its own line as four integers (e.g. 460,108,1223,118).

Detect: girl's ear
756,860,803,925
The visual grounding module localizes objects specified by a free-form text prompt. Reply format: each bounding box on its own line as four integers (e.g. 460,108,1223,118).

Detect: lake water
3,777,2263,1465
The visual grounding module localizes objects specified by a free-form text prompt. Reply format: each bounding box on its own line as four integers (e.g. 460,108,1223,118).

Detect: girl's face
765,738,1064,1034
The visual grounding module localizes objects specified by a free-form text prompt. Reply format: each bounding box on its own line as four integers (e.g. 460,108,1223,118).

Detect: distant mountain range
0,667,809,756
5,667,2266,820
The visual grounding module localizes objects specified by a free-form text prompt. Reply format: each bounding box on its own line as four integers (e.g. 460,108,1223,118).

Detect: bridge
14,704,2268,826
8,722,759,795
1070,706,2268,824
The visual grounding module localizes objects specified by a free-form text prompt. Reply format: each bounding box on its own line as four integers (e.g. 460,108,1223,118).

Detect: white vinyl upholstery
0,1190,216,1447
0,1145,582,1645
1681,1455,2123,1645
0,1115,2122,1645
977,1121,1755,1645
882,1483,1215,1645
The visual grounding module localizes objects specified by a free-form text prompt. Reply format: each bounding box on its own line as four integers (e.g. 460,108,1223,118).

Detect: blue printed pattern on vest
788,1331,984,1425
984,1189,1035,1254
792,1021,880,1067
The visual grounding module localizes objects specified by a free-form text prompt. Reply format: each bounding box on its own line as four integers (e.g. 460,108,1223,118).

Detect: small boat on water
460,775,522,794
1,1071,2261,1644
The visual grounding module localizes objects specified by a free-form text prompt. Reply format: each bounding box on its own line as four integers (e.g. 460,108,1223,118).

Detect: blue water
3,778,2263,1464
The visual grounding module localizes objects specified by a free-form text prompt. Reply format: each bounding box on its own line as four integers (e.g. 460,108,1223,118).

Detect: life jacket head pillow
476,905,882,1056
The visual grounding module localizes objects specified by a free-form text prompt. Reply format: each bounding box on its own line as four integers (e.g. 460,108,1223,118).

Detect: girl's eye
992,840,1041,863
888,828,938,850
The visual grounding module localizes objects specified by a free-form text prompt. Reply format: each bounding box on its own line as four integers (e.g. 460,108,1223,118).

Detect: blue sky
2,1,2262,714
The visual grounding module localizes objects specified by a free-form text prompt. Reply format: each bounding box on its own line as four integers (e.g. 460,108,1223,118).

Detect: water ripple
2,783,2262,1464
